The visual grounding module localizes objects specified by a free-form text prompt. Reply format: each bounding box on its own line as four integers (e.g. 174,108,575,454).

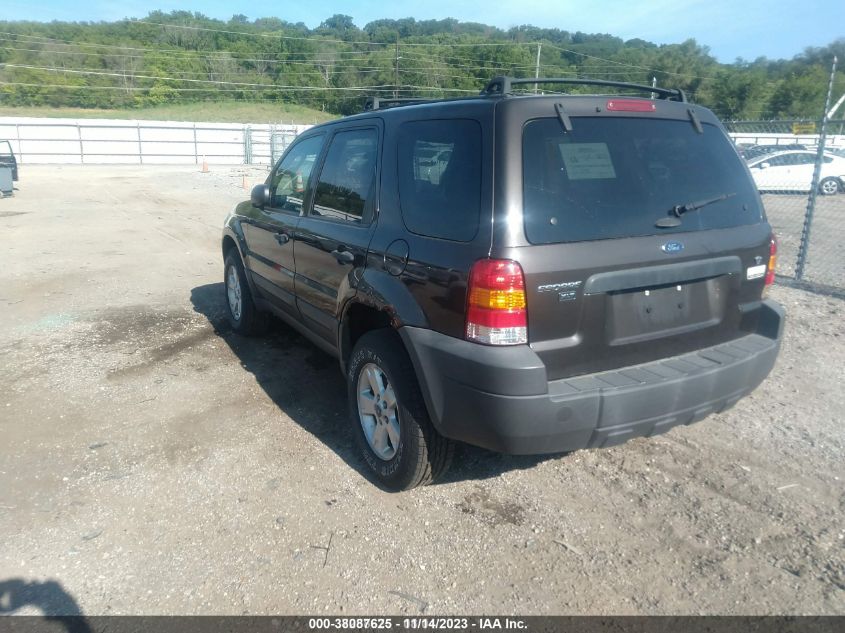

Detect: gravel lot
0,166,843,616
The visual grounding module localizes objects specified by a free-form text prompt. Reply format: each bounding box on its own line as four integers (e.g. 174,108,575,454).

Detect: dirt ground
0,166,843,616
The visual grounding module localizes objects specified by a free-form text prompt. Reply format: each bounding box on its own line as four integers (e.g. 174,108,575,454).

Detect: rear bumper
400,300,784,454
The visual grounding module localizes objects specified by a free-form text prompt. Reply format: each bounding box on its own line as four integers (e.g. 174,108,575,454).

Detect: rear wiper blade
672,192,736,217
655,192,736,228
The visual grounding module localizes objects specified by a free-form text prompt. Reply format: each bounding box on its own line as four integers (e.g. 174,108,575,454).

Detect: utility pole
394,35,400,99
534,43,542,94
796,55,838,281
651,76,657,99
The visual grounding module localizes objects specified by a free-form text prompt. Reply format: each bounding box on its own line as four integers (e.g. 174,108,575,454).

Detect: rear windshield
522,117,763,244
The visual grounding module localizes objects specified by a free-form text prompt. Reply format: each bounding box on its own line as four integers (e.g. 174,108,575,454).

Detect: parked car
0,140,18,181
222,76,784,490
747,150,845,195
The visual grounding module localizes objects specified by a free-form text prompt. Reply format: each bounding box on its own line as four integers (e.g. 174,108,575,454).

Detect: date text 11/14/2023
307,617,528,630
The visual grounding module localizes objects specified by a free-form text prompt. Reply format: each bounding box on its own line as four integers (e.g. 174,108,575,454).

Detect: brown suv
222,77,784,490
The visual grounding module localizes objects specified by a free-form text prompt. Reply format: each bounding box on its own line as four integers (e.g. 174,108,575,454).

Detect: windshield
522,117,763,244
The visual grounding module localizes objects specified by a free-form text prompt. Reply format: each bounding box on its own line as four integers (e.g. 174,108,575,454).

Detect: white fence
730,131,845,150
0,117,312,166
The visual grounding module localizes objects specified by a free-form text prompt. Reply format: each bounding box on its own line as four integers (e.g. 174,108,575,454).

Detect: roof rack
481,76,687,103
363,97,435,111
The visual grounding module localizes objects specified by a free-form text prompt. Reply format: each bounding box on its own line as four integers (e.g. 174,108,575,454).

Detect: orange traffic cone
201,156,209,173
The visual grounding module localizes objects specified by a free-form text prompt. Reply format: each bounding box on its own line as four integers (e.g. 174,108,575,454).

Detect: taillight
465,259,527,345
606,99,656,112
765,235,777,287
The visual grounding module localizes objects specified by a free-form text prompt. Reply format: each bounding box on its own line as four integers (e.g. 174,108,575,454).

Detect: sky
3,0,844,63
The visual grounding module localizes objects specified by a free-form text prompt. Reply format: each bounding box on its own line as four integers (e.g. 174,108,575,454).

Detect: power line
0,80,476,93
0,32,376,59
129,19,541,49
0,29,719,83
541,42,719,82
0,62,360,83
0,55,392,77
0,63,394,89
0,44,403,74
129,19,388,46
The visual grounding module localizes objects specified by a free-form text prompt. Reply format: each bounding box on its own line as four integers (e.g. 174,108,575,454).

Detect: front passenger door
753,154,788,191
241,133,325,315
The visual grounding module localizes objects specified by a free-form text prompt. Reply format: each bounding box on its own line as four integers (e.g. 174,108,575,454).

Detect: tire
223,250,268,335
819,177,841,196
347,330,454,491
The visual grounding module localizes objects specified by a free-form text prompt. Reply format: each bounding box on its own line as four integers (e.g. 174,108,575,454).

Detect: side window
269,134,325,213
766,155,789,167
311,128,378,224
397,119,482,242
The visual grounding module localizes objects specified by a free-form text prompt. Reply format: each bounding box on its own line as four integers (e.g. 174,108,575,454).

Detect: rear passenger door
294,124,381,347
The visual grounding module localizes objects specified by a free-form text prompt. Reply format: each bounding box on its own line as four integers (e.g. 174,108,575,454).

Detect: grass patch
0,101,338,124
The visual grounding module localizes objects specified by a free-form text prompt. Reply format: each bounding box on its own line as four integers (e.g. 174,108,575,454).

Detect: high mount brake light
606,99,656,112
765,235,777,287
465,259,528,345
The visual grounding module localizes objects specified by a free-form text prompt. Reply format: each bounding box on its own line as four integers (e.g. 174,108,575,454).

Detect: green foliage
767,66,830,118
0,13,841,120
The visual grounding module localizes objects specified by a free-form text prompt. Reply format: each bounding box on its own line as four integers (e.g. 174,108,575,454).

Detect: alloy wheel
356,363,400,461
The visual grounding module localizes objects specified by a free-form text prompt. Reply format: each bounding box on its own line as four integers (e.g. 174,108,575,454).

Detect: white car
747,150,845,195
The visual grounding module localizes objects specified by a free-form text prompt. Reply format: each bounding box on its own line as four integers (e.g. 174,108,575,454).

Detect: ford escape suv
221,77,784,490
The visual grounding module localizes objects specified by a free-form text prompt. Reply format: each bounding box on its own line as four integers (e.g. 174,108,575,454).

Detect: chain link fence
726,120,845,293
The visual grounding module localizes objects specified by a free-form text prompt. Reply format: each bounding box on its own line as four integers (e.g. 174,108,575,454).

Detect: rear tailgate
510,226,772,380
494,99,773,381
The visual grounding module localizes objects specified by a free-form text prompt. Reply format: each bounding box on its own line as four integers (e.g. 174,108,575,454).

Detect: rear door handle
274,232,290,245
330,248,355,264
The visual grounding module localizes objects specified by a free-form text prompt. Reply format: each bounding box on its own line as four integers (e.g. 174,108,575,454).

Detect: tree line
0,11,842,120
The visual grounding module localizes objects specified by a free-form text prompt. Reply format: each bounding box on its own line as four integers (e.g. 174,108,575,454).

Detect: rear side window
522,117,764,244
398,119,481,241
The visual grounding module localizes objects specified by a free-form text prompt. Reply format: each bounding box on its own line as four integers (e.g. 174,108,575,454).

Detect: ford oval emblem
661,241,684,254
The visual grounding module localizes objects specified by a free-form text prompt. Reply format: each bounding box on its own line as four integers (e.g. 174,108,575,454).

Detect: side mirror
251,184,270,208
